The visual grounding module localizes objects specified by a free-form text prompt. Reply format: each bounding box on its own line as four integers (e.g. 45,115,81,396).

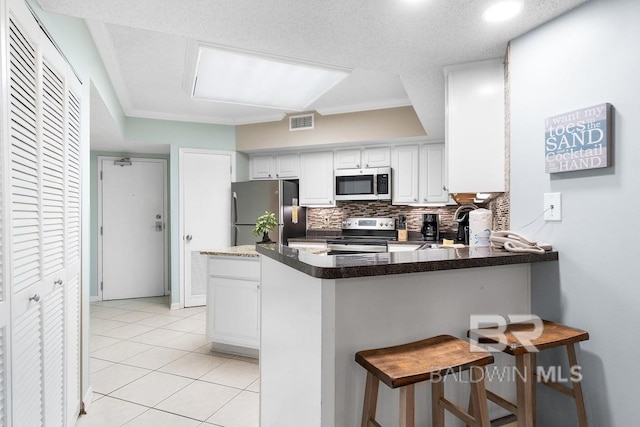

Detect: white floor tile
206,391,259,427
129,328,187,346
110,310,157,323
89,335,122,353
90,306,131,319
134,313,185,328
162,333,209,351
110,371,193,407
121,346,190,371
190,311,207,321
91,340,154,363
246,378,260,393
90,318,129,335
170,306,206,318
117,300,157,310
137,296,171,304
163,317,206,333
95,323,156,340
124,409,202,427
90,357,114,374
154,381,240,421
90,364,151,395
77,396,147,427
92,300,133,308
159,352,228,379
138,304,174,315
200,359,260,390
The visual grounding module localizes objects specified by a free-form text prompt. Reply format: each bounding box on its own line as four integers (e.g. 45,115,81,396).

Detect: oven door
327,240,388,254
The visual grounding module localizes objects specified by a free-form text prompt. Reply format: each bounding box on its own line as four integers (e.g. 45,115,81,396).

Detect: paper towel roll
468,208,492,248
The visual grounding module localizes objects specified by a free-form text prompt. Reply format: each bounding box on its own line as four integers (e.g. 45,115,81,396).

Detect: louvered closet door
8,6,46,427
64,84,82,425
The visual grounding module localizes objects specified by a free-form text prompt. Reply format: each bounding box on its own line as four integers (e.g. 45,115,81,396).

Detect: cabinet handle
356,164,360,168
54,279,63,286
185,235,193,242
413,198,417,202
276,174,279,177
29,294,41,303
442,185,448,191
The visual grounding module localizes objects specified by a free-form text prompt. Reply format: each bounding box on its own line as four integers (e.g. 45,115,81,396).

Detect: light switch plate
544,192,562,221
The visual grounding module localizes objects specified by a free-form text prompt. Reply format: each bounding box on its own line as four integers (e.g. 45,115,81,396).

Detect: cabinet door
391,145,419,204
275,154,299,178
420,144,449,203
446,61,505,193
363,147,391,168
299,152,335,206
250,155,274,179
334,149,361,169
211,278,260,348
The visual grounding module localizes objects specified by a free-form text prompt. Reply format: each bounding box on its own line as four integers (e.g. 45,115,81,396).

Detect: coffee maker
454,204,478,245
421,213,439,241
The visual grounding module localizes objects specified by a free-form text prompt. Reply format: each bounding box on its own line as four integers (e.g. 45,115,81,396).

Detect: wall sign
545,103,612,173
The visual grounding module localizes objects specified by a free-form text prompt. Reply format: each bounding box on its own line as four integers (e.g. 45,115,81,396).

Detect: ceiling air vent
289,113,314,131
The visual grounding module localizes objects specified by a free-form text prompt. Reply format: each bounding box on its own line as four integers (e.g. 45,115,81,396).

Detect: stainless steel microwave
334,167,391,201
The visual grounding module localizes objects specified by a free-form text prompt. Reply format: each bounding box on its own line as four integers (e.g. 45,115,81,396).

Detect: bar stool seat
355,335,494,427
468,320,589,427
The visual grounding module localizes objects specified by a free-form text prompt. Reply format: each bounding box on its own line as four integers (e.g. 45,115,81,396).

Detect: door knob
185,235,193,242
54,279,63,286
29,294,41,303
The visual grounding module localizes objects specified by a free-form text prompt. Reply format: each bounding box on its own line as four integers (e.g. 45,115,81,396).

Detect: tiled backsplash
307,200,509,234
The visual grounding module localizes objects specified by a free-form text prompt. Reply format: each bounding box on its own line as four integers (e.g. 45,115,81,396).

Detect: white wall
510,0,639,425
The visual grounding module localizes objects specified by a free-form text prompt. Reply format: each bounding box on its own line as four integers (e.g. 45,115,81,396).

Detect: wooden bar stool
467,320,589,427
355,335,494,427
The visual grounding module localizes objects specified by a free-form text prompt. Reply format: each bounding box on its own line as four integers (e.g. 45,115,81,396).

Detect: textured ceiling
37,0,589,151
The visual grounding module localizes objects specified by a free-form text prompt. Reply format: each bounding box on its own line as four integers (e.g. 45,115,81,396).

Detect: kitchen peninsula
256,244,558,427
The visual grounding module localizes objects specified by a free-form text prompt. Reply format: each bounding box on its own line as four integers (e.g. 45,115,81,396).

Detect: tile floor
81,296,259,427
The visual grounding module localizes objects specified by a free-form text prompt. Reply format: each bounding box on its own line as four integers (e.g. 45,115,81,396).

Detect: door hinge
100,281,103,291
100,171,103,180
100,226,103,235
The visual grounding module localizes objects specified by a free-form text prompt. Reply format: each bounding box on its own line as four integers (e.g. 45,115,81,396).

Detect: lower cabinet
207,256,260,351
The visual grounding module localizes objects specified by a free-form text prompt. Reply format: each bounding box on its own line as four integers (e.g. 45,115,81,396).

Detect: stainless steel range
327,217,396,254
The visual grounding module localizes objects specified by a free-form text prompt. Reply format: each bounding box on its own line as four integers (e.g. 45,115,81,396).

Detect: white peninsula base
260,256,532,427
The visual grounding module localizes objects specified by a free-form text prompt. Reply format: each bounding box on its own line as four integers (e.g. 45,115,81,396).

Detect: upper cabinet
335,147,391,169
445,59,506,193
391,145,420,204
391,143,449,205
250,154,299,179
299,152,335,207
419,143,449,203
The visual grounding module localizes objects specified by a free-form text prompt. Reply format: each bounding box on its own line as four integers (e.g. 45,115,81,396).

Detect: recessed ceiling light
192,44,350,111
482,1,523,22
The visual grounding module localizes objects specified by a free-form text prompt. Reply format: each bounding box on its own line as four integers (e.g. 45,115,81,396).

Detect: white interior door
181,150,232,307
100,158,167,300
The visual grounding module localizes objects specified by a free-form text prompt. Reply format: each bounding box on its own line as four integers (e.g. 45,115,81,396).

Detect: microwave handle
373,174,378,195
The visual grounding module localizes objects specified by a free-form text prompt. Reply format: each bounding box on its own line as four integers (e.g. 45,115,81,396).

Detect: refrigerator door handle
232,191,238,224
232,225,239,246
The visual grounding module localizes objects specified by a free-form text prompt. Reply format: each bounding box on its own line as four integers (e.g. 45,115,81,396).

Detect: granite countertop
201,245,260,257
255,244,559,279
202,244,331,257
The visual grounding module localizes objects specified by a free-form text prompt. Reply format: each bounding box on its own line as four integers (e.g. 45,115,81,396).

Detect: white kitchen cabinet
391,145,420,204
362,147,391,168
445,59,505,193
299,152,335,206
207,256,260,350
335,147,391,169
2,0,84,425
250,155,275,179
419,143,449,203
392,143,450,205
334,149,361,169
274,153,299,178
251,154,299,179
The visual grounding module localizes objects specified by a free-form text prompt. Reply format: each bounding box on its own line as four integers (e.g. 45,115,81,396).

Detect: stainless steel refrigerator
231,180,307,246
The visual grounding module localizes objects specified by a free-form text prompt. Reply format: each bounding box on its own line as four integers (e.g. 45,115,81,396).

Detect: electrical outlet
544,192,562,221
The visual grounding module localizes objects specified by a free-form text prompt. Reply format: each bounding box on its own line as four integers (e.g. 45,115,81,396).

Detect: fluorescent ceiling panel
193,45,350,110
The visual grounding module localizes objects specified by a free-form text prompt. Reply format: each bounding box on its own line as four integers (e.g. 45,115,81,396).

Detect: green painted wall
26,0,237,307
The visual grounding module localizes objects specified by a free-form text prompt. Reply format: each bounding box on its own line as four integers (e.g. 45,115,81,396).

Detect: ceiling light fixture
482,1,523,22
192,44,351,111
